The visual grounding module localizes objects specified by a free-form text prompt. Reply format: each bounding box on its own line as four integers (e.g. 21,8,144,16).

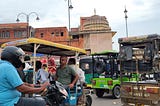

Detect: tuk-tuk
1,38,92,106
118,34,160,106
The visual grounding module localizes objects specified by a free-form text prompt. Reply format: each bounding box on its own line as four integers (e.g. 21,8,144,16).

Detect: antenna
94,8,96,15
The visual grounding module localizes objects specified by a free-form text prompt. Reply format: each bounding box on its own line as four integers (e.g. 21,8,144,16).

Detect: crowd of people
0,46,86,106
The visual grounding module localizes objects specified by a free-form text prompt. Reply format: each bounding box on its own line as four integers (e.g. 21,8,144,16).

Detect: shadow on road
100,95,115,99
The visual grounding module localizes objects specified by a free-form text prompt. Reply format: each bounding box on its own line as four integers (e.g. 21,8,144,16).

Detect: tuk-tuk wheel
112,85,120,99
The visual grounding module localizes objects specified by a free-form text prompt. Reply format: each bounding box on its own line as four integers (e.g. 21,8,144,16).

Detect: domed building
82,15,111,31
70,12,116,53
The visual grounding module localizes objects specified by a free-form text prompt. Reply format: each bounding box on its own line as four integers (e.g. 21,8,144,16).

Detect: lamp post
124,6,128,37
65,0,73,45
16,12,40,38
67,0,73,32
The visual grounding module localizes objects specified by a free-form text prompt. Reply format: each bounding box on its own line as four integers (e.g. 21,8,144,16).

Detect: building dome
83,15,111,31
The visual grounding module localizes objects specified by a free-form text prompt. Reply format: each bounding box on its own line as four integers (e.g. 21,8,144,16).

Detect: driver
55,55,79,89
0,46,50,106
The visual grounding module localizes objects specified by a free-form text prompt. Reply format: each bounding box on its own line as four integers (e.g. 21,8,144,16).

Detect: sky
0,0,160,51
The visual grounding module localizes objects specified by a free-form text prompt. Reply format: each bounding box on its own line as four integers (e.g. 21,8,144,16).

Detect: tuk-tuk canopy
1,38,86,56
91,50,118,55
118,34,160,45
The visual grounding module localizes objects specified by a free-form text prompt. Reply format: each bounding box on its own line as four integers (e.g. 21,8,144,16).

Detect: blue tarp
31,53,44,57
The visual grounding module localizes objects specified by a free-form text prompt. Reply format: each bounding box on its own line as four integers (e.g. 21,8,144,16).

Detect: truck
118,34,160,106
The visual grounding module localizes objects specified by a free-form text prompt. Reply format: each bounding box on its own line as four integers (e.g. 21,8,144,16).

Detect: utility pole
124,6,129,37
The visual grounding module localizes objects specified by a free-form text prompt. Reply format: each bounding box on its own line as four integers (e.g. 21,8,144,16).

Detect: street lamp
67,0,73,32
65,0,73,45
124,6,129,37
16,12,40,38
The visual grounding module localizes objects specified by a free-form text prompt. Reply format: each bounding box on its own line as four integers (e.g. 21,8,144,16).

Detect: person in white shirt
23,55,33,71
35,61,49,84
68,58,85,85
68,58,86,105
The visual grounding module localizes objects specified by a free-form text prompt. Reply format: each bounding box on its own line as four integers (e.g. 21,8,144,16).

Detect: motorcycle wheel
85,95,92,106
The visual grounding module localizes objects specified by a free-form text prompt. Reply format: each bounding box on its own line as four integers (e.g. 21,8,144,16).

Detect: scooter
41,81,92,106
41,81,68,106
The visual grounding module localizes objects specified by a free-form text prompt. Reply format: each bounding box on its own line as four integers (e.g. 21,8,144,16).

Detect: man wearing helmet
0,46,49,106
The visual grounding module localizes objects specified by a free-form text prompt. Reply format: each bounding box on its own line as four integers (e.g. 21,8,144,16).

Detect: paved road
91,94,122,106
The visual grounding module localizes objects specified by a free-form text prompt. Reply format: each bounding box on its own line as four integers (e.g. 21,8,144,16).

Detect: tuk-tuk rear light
107,80,113,86
124,86,131,92
146,87,159,94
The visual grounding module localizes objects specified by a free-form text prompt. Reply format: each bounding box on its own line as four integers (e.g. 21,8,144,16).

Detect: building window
2,31,5,38
14,31,17,38
6,31,10,38
30,32,33,37
30,30,35,38
72,35,79,39
60,32,63,36
0,31,10,38
14,30,26,38
40,33,44,38
55,32,59,36
51,32,54,36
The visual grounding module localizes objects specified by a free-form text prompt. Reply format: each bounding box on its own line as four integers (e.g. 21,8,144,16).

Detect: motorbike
40,81,92,106
41,81,68,106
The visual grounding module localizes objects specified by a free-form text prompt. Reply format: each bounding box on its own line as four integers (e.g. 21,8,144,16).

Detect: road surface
91,94,122,106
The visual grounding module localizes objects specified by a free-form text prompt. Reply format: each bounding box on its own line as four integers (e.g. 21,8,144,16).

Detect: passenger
35,61,49,84
55,55,79,89
68,58,86,105
0,46,49,106
23,55,32,71
23,55,33,84
68,58,85,85
48,56,56,73
42,64,48,72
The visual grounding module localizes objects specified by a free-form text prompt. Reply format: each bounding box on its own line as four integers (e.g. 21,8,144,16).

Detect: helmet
1,46,25,68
